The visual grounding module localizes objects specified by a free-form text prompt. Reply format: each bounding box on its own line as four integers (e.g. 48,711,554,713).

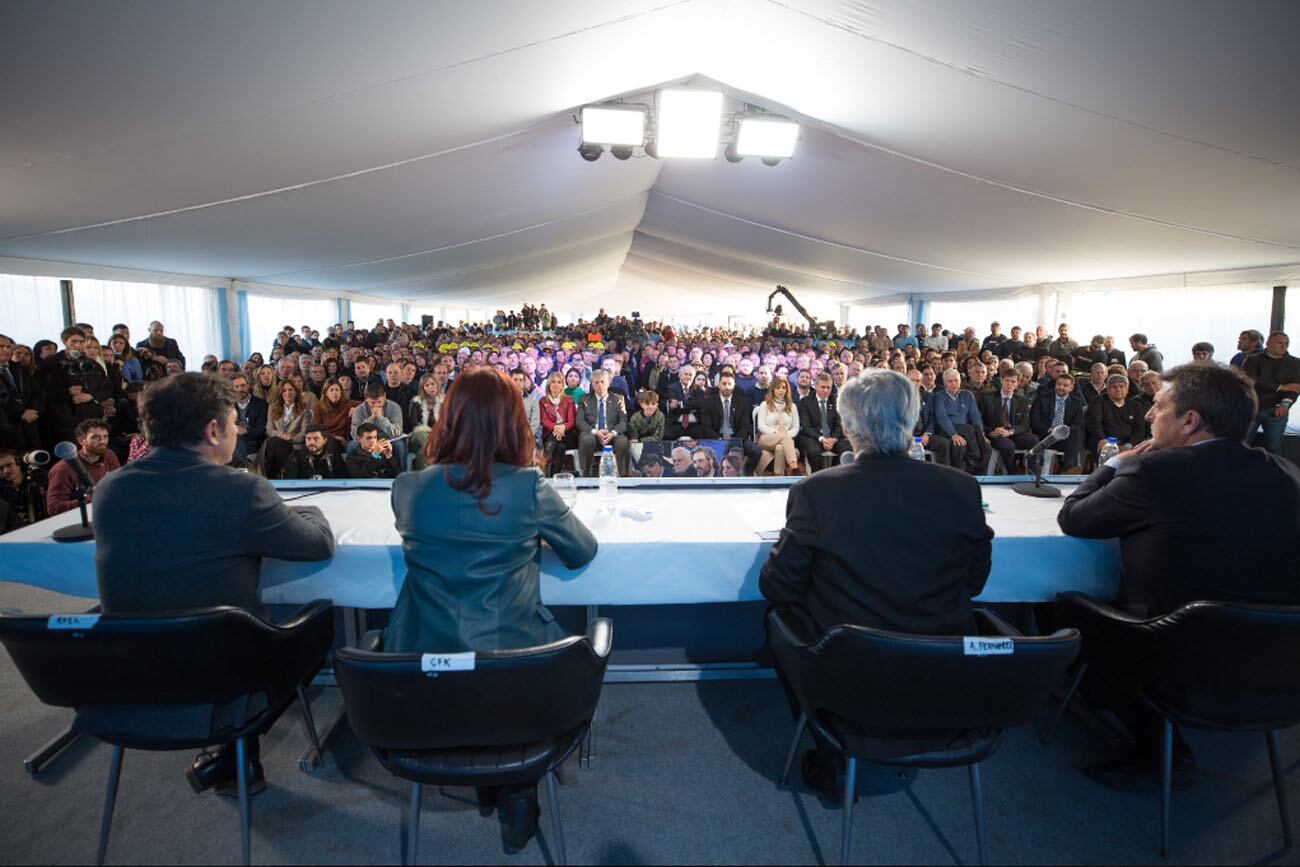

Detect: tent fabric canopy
2,0,1298,321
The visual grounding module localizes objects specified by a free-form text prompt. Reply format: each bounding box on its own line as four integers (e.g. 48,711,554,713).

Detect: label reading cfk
420,652,476,675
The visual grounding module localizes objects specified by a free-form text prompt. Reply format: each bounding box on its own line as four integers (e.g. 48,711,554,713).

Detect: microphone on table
51,441,96,542
1013,425,1070,500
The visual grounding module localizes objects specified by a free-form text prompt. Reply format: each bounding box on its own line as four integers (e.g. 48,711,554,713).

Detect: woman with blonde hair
406,373,444,469
262,379,311,478
755,377,801,475
252,364,278,402
539,370,578,475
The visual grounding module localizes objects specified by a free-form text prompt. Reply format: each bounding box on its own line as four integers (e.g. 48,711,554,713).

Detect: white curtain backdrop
247,293,338,359
0,273,64,347
1059,284,1272,367
350,300,405,329
927,295,1043,337
847,302,910,335
72,279,222,366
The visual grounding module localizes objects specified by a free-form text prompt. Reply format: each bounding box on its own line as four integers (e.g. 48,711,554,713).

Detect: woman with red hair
385,367,597,853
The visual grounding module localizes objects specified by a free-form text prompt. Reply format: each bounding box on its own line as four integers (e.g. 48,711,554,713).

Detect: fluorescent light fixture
656,89,724,158
581,106,645,146
735,117,799,159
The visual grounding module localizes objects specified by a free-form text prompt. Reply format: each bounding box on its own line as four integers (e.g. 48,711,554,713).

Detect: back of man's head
838,369,918,456
142,373,236,450
1162,364,1257,442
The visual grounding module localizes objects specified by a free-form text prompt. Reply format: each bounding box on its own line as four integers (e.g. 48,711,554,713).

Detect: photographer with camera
0,447,49,530
36,326,115,445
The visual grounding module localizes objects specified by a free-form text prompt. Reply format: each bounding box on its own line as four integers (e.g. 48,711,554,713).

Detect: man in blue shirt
893,324,918,350
929,369,984,470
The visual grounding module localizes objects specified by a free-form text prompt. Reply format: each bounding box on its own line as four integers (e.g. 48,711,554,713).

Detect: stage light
761,156,782,167
735,117,799,159
644,140,659,159
724,143,744,163
578,142,604,162
611,145,634,160
656,89,724,159
581,106,646,146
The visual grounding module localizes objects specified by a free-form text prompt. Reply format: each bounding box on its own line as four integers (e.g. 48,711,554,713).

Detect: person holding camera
36,326,115,445
345,422,401,478
0,447,49,529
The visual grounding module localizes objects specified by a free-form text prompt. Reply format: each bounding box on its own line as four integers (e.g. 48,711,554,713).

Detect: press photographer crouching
0,448,50,532
93,372,336,796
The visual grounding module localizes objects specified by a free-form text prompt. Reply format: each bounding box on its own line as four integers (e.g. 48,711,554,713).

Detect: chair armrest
359,629,384,652
767,605,819,648
586,617,613,659
274,599,334,632
1054,592,1155,685
973,608,1023,638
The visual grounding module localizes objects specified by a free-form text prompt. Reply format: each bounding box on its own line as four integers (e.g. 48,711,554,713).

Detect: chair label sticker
421,652,475,674
47,614,100,630
963,637,1014,656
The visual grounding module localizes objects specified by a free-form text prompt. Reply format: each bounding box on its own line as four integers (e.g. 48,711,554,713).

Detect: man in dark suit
761,369,993,799
698,370,762,472
661,364,708,440
977,369,1038,472
796,372,851,470
94,373,335,797
1029,373,1085,471
229,373,268,462
575,369,630,475
0,332,46,451
1059,363,1300,789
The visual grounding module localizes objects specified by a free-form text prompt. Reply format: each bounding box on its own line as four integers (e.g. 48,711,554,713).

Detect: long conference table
0,476,1119,772
0,477,1120,608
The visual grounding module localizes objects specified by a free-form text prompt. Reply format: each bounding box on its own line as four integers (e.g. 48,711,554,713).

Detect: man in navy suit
796,373,851,470
1029,373,1085,471
229,373,268,462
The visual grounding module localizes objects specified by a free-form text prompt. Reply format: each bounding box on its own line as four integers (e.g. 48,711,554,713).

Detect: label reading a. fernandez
963,637,1014,656
420,652,476,675
47,614,101,631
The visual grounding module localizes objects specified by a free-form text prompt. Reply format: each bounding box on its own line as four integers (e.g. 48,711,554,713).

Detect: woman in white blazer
755,377,801,475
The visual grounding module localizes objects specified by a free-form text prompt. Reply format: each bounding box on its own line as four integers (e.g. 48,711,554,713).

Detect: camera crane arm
766,285,835,340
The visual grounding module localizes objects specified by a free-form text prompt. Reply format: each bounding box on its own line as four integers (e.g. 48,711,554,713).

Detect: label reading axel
963,637,1014,657
420,652,476,674
47,614,101,631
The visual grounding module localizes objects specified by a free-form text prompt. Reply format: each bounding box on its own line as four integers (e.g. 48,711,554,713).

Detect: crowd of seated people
4,308,1300,853
3,308,1298,531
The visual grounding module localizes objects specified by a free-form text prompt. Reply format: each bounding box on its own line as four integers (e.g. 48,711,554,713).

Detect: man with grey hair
761,368,994,801
576,368,630,475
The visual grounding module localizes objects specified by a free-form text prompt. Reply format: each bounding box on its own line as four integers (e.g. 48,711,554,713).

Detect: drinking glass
552,473,578,509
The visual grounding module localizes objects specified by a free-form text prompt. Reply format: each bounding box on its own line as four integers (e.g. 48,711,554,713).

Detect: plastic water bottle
598,445,619,506
908,437,927,461
1099,437,1120,465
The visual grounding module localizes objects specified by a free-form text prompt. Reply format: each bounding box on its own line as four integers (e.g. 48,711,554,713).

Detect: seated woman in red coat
538,371,577,476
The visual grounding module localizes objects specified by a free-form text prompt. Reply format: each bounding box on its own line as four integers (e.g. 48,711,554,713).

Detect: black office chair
0,601,334,866
1054,592,1300,857
335,618,612,865
767,606,1080,865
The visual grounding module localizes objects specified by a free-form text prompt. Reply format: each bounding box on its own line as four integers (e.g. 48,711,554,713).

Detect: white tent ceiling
2,0,1299,320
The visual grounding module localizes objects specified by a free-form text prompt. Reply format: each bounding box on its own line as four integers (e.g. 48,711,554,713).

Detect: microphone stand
52,479,95,542
1012,451,1061,499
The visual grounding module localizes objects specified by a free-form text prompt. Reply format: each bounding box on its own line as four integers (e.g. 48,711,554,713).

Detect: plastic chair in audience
334,619,613,865
1053,592,1300,857
767,606,1079,865
0,601,335,866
